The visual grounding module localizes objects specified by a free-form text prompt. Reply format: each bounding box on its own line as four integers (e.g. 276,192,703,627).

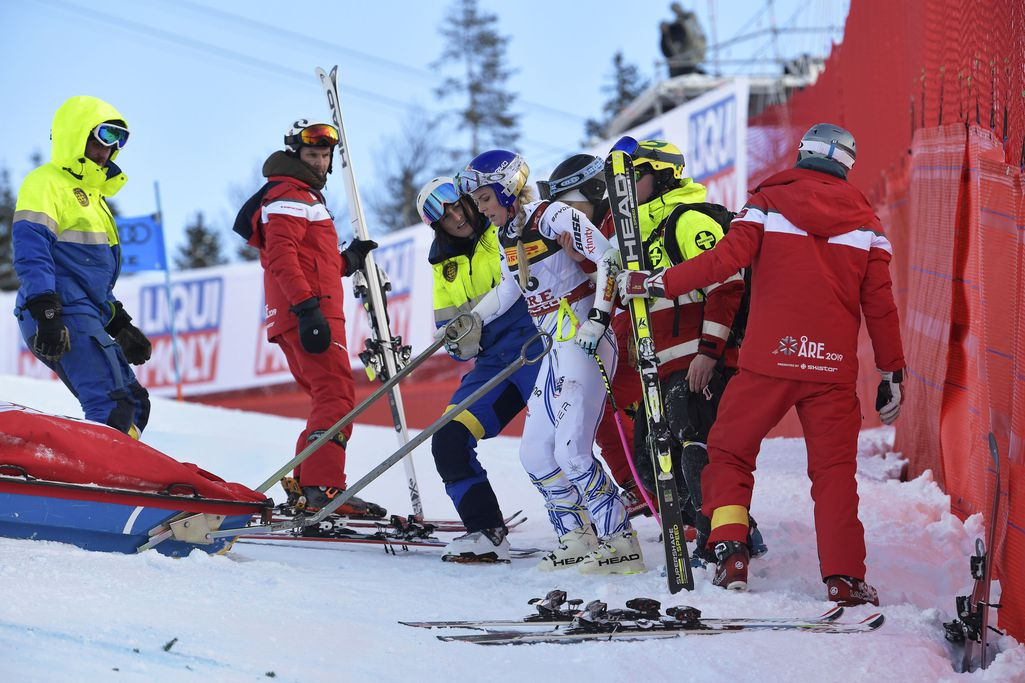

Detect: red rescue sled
0,402,269,557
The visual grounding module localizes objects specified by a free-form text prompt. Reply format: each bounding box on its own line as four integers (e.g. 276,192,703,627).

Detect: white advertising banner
0,223,437,398
589,79,749,210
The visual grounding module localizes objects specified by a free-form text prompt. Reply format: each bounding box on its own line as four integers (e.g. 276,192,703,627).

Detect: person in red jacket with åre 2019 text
618,124,906,606
241,119,382,517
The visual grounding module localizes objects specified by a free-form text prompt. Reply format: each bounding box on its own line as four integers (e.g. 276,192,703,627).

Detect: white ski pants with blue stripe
519,299,629,539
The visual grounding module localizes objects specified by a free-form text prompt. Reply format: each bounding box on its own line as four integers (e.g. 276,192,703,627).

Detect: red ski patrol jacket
255,151,348,340
661,167,905,384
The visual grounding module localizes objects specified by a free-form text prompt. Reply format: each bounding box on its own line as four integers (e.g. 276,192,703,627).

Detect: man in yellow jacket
13,96,152,437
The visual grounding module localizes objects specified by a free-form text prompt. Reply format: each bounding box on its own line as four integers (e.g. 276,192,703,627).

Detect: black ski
267,509,527,534
401,590,845,631
433,599,882,645
604,149,693,592
944,432,1003,672
235,518,543,559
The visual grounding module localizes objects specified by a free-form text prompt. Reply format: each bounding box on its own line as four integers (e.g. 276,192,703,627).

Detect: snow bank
0,375,1021,682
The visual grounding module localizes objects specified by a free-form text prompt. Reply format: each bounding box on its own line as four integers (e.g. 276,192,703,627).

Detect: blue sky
1,0,848,258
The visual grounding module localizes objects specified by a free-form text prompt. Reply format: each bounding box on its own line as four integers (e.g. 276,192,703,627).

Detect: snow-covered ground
1,375,1023,683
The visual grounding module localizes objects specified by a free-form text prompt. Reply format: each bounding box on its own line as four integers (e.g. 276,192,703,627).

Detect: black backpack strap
652,204,691,266
232,180,283,246
658,202,736,266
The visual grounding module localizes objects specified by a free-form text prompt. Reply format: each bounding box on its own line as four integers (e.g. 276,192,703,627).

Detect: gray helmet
796,123,856,178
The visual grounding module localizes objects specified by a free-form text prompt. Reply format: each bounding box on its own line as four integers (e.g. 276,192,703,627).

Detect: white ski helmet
416,177,460,226
796,123,856,175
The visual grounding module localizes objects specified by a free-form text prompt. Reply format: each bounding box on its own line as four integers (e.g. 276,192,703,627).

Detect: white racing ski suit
472,200,628,539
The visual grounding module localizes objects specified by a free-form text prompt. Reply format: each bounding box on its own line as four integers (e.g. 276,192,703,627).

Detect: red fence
747,0,1024,641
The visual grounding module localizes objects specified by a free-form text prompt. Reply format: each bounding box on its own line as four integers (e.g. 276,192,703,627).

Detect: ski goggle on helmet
284,119,339,151
91,122,130,149
611,136,686,180
537,154,605,203
796,123,856,171
416,177,460,226
455,150,529,208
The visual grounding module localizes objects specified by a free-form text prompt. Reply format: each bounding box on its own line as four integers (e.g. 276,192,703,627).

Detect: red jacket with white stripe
661,167,905,384
254,154,347,340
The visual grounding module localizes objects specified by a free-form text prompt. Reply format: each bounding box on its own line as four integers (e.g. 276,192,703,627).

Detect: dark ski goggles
537,156,605,201
91,123,130,149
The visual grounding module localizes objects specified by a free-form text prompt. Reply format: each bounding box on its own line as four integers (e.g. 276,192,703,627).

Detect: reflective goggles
91,123,130,149
288,123,340,148
536,156,605,201
455,168,507,195
421,182,460,224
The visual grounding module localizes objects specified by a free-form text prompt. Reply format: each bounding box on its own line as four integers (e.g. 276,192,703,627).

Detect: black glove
291,297,331,354
26,293,70,362
340,238,378,277
105,302,152,365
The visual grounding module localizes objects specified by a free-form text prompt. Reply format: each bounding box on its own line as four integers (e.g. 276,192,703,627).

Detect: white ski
315,65,423,518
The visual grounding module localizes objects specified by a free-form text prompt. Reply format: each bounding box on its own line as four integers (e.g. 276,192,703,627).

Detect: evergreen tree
584,52,650,142
435,0,519,158
174,211,227,270
0,166,18,291
368,107,446,232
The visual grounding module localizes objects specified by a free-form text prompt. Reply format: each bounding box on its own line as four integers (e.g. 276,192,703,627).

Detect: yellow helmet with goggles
632,140,686,180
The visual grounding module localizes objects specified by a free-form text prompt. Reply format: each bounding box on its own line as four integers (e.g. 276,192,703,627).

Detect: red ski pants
275,318,355,489
702,369,867,580
594,314,640,486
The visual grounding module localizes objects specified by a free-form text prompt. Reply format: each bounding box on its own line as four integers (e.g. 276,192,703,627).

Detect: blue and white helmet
796,123,856,172
455,150,530,208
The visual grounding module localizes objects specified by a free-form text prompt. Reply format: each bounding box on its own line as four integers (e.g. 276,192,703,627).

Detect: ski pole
253,314,475,494
594,356,661,523
211,331,552,539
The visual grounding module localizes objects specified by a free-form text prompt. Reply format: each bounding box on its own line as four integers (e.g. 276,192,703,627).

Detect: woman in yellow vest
415,177,542,563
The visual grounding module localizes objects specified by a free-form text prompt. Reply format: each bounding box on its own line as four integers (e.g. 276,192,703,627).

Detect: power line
34,0,569,156
163,0,588,125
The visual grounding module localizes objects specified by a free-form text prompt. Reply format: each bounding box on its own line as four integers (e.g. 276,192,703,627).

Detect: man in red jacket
248,119,380,516
618,124,906,605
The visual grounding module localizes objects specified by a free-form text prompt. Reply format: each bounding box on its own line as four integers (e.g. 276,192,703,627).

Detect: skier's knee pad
129,382,151,433
432,420,478,483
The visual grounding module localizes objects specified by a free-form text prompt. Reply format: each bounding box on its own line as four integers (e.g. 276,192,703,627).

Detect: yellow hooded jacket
13,95,129,320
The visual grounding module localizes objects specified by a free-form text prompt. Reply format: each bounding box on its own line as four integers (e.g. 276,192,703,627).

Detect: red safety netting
745,0,1025,640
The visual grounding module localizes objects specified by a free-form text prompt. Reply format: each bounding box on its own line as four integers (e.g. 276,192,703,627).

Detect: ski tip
820,605,845,621
862,613,886,630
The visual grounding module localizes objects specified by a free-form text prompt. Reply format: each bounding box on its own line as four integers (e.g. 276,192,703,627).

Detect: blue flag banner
117,213,167,273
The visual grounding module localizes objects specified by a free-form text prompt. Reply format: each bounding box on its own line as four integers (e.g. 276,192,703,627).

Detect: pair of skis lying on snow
400,590,885,645
233,509,544,558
